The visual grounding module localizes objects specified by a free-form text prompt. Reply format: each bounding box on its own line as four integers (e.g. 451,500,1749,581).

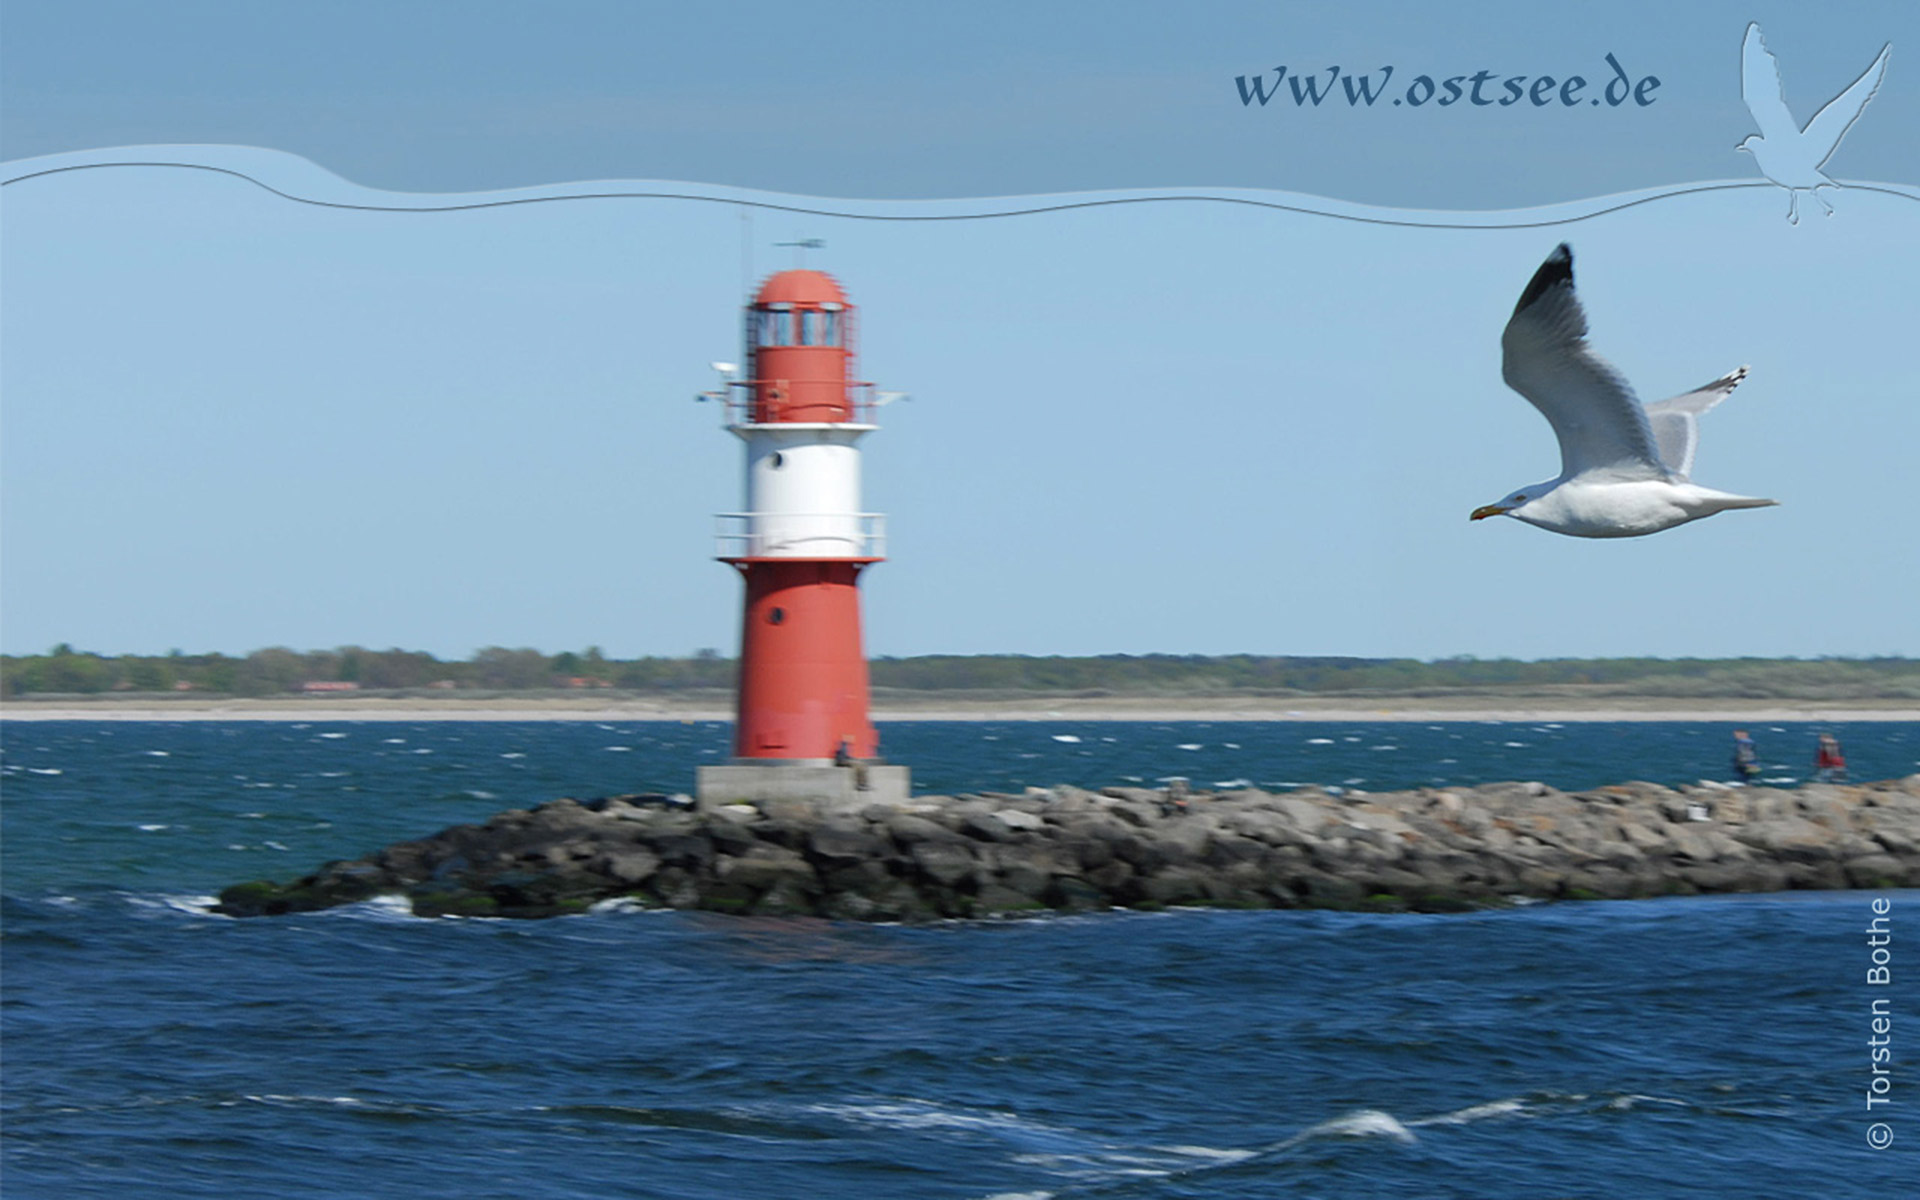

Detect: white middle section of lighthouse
722,423,883,559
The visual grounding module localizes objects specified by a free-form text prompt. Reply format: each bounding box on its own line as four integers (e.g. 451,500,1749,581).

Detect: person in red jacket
1814,733,1847,783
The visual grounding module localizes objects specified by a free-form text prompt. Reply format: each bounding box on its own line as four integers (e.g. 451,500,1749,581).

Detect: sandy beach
4,694,1916,723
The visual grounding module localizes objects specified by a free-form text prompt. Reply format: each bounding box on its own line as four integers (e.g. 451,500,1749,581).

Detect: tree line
3,645,1917,700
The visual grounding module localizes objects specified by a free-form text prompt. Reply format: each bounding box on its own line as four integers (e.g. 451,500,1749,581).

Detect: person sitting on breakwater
1731,730,1762,785
1814,733,1848,783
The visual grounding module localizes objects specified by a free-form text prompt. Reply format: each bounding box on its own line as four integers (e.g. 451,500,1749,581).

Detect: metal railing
715,380,880,427
714,512,886,559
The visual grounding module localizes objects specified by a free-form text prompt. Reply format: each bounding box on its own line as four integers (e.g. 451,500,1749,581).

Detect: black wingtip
1513,243,1574,315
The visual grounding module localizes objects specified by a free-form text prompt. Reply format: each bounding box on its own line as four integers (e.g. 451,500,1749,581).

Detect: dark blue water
4,720,1915,1197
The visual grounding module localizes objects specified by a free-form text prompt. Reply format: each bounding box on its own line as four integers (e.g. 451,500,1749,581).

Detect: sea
2,718,1915,1199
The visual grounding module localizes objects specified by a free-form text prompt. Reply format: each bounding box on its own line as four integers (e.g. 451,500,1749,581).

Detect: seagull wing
1742,24,1803,140
1644,366,1748,480
1501,244,1664,481
1802,43,1891,169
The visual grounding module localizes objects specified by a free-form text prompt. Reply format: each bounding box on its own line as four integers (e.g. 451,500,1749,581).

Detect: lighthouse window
755,309,794,346
768,607,786,625
769,452,785,469
800,311,821,345
822,310,841,346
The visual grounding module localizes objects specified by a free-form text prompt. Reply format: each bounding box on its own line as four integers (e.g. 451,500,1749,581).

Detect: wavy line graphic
3,145,1916,229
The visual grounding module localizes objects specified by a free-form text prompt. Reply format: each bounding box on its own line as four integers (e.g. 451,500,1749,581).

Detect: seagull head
1470,482,1555,524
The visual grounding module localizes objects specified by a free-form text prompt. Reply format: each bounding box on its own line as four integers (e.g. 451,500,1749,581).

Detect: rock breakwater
215,776,1920,920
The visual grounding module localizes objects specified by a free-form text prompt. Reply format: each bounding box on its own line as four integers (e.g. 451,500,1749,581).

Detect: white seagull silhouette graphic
1738,22,1891,223
1470,245,1775,539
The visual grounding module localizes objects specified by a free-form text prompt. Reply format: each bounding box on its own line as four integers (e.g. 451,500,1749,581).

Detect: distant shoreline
4,694,1917,723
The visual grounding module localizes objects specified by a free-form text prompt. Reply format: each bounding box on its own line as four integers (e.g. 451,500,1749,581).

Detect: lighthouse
694,269,910,809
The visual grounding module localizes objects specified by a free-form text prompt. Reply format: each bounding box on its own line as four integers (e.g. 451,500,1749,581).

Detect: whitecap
1306,738,1335,746
1176,743,1203,751
137,823,170,832
1503,741,1527,748
812,1100,1065,1138
144,750,170,757
1369,745,1398,751
411,748,434,755
1223,743,1240,750
604,745,633,752
501,752,527,759
126,893,223,918
263,841,289,851
1343,736,1361,743
1052,735,1082,744
27,767,63,775
382,737,407,745
328,894,417,921
1298,1109,1417,1144
1212,778,1252,789
587,896,658,915
1411,1098,1526,1126
317,732,347,740
1605,1094,1689,1111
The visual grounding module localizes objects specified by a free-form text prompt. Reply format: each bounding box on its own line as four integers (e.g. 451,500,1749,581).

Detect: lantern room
743,269,859,424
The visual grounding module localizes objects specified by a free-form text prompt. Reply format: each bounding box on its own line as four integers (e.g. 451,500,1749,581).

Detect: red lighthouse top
753,269,847,307
743,269,862,424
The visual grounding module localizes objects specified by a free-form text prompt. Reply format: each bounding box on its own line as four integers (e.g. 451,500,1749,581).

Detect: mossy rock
1360,893,1410,913
409,889,501,918
215,879,294,917
1408,894,1480,914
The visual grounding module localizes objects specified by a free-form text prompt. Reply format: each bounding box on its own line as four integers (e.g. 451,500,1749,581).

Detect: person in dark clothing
1731,730,1762,784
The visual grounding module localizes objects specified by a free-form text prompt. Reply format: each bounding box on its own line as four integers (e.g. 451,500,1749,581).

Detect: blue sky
2,3,1916,661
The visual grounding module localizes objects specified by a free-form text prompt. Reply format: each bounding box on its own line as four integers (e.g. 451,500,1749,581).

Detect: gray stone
910,840,978,887
960,812,1015,842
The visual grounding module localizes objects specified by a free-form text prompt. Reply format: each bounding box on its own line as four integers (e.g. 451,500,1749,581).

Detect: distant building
302,681,361,693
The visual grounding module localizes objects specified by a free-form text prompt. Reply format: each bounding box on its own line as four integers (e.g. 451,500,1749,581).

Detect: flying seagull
1738,22,1891,224
1469,244,1775,538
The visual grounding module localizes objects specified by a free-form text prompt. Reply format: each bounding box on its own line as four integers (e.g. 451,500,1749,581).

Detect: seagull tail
1701,491,1780,513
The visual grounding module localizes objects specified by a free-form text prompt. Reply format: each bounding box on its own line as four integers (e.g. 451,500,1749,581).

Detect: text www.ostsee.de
1234,53,1660,110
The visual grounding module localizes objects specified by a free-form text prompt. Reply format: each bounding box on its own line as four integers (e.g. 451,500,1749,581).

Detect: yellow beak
1469,504,1510,521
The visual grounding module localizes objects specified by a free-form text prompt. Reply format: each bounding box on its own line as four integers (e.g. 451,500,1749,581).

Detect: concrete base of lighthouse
696,763,911,812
